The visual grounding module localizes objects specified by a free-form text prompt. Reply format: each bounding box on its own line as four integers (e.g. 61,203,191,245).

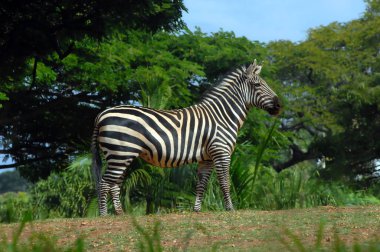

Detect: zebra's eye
254,83,261,87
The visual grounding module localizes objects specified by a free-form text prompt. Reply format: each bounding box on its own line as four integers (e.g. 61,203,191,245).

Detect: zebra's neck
196,71,249,131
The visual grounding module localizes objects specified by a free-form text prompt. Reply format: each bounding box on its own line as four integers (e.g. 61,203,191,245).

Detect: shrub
0,192,33,223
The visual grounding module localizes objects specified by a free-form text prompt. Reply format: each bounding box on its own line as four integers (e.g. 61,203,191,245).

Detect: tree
0,0,186,83
4,1,379,186
0,0,187,181
0,31,199,181
268,0,380,183
0,29,277,182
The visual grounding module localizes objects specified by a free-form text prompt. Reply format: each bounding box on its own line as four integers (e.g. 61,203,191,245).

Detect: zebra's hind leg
99,178,124,216
194,161,213,212
110,183,123,215
99,178,111,216
100,157,136,216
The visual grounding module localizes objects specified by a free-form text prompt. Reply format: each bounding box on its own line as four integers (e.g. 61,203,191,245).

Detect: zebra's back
95,105,216,168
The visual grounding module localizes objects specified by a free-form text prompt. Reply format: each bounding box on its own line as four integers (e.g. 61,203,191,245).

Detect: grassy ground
1,206,380,251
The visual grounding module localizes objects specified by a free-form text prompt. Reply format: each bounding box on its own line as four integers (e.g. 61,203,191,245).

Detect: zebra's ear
254,64,262,75
246,59,262,76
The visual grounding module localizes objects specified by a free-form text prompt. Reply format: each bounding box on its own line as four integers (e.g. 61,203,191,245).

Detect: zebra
91,60,281,215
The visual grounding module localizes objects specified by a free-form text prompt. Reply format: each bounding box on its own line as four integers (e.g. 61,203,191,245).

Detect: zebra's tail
91,123,102,199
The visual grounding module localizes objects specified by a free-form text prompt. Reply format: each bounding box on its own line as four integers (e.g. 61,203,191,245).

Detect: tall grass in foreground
0,213,84,252
1,214,379,252
0,192,33,223
280,222,380,252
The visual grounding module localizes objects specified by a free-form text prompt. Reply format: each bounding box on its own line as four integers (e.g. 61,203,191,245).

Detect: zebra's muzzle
267,96,281,115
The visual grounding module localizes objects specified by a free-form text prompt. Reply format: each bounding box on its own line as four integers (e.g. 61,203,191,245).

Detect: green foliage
126,162,196,214
1,0,379,219
1,27,271,181
0,91,8,108
0,30,209,181
0,0,186,82
1,131,378,223
228,117,284,208
268,4,380,180
250,118,279,188
174,28,268,82
203,155,380,211
0,192,32,223
30,154,94,218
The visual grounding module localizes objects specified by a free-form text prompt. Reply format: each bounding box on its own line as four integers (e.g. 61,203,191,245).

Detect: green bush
0,155,95,223
0,192,33,223
203,159,380,211
30,154,95,218
1,149,378,223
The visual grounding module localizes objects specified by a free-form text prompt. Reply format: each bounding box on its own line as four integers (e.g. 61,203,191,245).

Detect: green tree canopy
0,29,271,181
0,0,379,187
268,0,380,182
0,0,186,85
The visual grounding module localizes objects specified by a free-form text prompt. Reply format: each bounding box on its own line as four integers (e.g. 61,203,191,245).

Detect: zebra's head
244,60,281,115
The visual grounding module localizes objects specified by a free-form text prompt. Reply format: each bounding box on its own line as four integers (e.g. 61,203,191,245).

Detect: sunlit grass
1,206,379,251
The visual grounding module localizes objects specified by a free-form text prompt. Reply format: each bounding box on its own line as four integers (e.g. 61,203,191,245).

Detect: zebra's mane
198,65,247,102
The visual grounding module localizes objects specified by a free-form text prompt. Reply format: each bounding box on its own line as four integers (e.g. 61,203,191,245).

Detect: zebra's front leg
194,161,213,212
214,156,234,211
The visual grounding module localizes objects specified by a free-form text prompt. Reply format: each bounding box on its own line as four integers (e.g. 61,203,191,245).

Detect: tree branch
0,163,18,169
307,67,314,84
30,56,38,90
0,154,65,170
59,42,74,60
273,144,318,172
0,158,45,170
50,35,75,60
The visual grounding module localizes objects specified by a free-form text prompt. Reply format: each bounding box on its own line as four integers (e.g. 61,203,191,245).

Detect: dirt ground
1,205,380,251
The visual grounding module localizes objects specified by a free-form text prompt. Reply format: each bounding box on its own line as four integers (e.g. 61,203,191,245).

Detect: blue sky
183,0,366,43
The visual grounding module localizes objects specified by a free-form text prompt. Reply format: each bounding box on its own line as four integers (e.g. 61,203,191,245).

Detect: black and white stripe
92,60,281,215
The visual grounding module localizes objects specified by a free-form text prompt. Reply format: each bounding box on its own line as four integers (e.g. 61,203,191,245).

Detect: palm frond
66,153,92,180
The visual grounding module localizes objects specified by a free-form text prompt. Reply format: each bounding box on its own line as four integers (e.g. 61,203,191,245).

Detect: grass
0,206,379,251
0,212,85,252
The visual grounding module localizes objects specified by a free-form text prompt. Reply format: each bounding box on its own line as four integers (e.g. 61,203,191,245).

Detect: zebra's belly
138,147,210,168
